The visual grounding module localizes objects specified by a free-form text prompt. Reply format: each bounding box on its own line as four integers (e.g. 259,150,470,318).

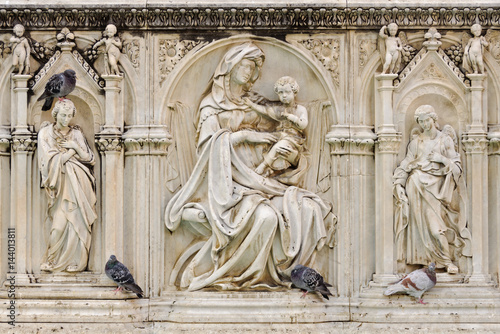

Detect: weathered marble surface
1,0,500,332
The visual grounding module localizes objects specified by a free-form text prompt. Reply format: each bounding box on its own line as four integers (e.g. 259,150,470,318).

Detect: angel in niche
462,24,489,74
393,105,471,275
378,23,416,74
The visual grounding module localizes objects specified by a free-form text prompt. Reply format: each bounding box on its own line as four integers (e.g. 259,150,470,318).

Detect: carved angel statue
38,99,97,272
393,105,472,275
462,24,489,74
378,23,416,74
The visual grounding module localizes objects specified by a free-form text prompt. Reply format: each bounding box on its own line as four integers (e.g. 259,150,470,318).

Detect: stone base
2,322,500,333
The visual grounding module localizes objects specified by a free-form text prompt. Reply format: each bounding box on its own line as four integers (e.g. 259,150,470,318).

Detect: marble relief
164,42,336,291
1,4,500,329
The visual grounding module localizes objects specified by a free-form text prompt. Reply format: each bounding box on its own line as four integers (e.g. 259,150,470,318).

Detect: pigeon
291,264,333,300
37,69,77,111
105,255,144,298
384,262,436,304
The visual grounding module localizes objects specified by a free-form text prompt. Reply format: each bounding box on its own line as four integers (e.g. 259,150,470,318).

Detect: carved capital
11,135,37,152
489,138,500,155
0,138,10,155
327,125,376,156
376,134,402,153
95,136,123,152
462,134,488,153
123,126,173,156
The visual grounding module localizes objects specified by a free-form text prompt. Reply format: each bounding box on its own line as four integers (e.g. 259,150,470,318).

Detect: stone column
462,73,489,282
327,124,376,296
488,131,500,284
96,74,124,262
373,74,401,283
0,126,10,277
123,125,171,297
10,74,36,277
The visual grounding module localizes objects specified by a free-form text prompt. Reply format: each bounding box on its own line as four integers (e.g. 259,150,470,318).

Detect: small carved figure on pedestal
244,76,307,178
38,99,97,273
92,24,122,75
462,24,489,74
10,24,31,75
393,105,471,275
379,23,402,74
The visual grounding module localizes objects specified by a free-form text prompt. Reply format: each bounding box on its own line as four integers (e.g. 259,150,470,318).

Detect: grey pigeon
37,69,77,111
105,255,144,298
384,262,436,304
291,264,333,300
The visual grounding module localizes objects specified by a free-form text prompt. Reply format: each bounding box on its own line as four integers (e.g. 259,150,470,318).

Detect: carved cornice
1,7,500,30
11,136,37,152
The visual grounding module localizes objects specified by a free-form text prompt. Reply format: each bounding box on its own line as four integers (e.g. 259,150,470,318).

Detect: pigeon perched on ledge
291,264,333,300
105,255,144,298
37,69,77,111
384,262,436,304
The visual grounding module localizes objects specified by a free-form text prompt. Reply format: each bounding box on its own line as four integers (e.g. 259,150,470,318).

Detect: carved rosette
376,134,402,153
11,136,37,152
95,136,123,152
298,38,340,86
159,39,203,85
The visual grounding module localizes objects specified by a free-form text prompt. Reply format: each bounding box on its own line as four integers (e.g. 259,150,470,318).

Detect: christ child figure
244,76,308,177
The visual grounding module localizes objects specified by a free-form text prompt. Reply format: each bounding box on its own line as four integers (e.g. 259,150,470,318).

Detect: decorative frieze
1,7,500,30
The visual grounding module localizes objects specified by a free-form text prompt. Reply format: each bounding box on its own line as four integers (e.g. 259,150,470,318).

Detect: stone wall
1,1,500,333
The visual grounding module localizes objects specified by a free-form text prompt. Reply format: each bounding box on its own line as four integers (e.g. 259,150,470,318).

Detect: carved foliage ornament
1,8,500,29
299,38,340,86
158,39,202,85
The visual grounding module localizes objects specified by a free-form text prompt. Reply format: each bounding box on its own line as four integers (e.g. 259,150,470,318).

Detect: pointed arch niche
372,35,493,284
152,35,343,316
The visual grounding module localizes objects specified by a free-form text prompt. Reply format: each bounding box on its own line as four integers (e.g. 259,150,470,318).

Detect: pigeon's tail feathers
317,284,333,300
41,97,54,111
124,282,144,298
324,282,333,287
384,283,405,296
